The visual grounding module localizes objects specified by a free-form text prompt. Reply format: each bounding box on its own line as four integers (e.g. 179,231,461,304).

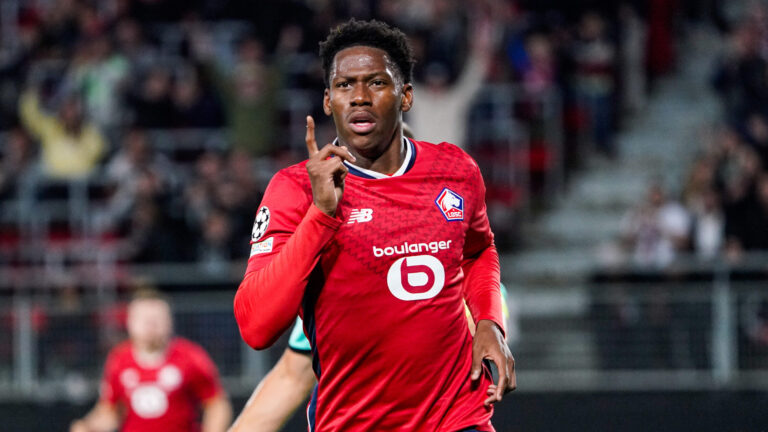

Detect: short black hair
319,18,415,87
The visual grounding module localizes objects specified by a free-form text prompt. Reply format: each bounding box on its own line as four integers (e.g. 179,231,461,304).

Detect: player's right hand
305,115,356,217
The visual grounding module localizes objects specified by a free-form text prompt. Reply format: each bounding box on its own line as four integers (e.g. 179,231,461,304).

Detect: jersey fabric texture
99,337,223,432
292,281,510,353
288,280,510,429
235,139,503,432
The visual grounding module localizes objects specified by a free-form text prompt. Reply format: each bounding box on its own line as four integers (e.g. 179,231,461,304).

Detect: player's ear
323,88,332,116
400,83,413,113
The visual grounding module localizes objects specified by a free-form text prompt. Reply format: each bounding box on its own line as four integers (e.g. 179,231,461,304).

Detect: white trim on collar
334,137,413,179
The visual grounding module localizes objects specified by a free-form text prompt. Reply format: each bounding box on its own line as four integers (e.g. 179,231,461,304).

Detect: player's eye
336,81,350,88
371,80,385,86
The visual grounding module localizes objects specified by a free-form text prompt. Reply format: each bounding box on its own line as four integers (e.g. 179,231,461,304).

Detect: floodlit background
1,0,767,430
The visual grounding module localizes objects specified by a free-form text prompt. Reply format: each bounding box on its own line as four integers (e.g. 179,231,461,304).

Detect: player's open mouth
348,112,376,134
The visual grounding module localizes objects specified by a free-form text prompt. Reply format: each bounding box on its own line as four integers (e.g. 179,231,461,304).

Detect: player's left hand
471,319,516,406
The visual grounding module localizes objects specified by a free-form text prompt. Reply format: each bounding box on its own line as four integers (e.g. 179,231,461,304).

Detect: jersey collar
334,137,416,179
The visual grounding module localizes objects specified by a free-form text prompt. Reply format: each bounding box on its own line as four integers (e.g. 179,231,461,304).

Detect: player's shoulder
412,139,480,170
171,337,210,356
109,340,133,357
171,338,219,374
105,340,133,366
268,160,312,191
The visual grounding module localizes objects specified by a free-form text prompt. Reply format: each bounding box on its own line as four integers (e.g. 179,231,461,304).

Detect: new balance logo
348,208,373,224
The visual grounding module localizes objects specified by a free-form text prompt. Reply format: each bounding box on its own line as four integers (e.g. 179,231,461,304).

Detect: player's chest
323,176,471,279
337,176,471,238
118,362,186,417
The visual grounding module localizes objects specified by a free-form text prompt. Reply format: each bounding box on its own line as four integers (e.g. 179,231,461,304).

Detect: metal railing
510,255,768,392
1,255,768,401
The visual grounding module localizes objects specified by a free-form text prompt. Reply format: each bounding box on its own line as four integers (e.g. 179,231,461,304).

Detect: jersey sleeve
461,159,504,335
234,169,343,350
98,349,121,405
186,342,223,402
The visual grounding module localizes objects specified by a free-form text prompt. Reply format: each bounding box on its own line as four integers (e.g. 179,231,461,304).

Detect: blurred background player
229,284,513,432
70,291,232,432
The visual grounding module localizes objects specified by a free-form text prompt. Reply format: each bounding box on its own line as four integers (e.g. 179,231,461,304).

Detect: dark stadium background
2,0,768,430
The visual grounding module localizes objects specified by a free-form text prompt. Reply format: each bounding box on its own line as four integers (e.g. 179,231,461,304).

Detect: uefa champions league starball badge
252,206,270,242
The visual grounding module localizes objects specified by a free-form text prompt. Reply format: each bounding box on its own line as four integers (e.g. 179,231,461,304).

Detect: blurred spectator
726,173,768,257
126,67,175,128
743,112,768,169
570,12,617,157
712,21,768,119
113,18,160,76
520,33,557,97
183,150,225,228
407,17,495,146
120,196,188,263
197,209,242,274
18,88,105,180
618,3,646,114
645,0,677,80
689,187,724,260
683,158,723,259
97,129,176,232
38,0,81,53
620,183,691,267
0,128,35,200
65,35,129,129
193,34,280,156
170,67,225,128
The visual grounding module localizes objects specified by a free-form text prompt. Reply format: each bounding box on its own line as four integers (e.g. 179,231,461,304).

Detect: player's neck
346,131,405,175
133,345,168,367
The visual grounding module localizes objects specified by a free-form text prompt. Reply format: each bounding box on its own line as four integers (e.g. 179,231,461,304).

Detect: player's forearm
462,244,504,335
230,352,316,432
234,204,341,349
202,394,233,432
70,402,119,432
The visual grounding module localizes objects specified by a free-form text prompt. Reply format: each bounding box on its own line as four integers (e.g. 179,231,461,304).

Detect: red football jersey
100,337,223,432
236,139,502,431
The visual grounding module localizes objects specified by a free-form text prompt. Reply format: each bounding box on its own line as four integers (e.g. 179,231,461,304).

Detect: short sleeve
99,350,121,405
186,343,223,402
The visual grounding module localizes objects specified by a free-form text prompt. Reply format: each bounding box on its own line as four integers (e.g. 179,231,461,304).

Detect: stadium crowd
0,0,682,274
608,1,768,269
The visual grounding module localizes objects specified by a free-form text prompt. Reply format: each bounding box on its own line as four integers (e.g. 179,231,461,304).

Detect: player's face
127,299,172,352
324,46,413,158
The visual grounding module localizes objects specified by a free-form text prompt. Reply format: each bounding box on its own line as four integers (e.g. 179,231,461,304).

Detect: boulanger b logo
435,188,464,221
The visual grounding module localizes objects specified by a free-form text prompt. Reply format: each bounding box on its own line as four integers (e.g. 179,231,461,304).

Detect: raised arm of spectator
450,16,497,102
18,88,55,140
188,27,234,103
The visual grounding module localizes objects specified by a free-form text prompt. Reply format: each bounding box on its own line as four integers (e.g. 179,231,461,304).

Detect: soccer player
234,19,515,431
230,284,513,432
70,291,232,432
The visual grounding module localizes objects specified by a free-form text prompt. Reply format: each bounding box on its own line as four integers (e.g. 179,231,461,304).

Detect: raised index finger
306,115,319,156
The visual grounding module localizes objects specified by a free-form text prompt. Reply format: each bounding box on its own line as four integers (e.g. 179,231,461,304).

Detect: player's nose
350,85,371,106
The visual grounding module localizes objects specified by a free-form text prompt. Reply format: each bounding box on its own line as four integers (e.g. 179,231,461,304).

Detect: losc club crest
435,188,464,221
